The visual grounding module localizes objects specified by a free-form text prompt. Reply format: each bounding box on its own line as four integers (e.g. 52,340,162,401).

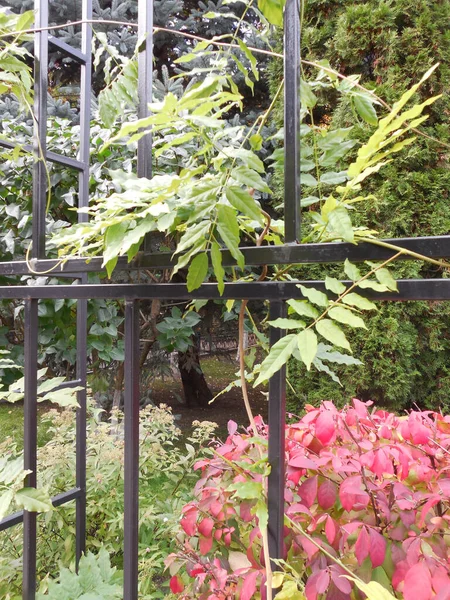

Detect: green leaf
342,293,377,311
230,481,263,499
297,329,318,370
253,499,268,531
375,267,398,292
344,259,361,281
15,487,53,513
298,285,329,307
257,0,285,26
268,318,306,330
287,299,320,319
187,253,208,292
276,580,305,600
328,306,367,329
327,207,355,243
225,187,263,223
211,241,225,295
300,79,317,109
325,276,346,295
316,319,351,351
0,490,14,521
103,221,129,277
320,171,348,185
254,334,298,386
353,95,378,125
217,204,244,269
232,166,271,193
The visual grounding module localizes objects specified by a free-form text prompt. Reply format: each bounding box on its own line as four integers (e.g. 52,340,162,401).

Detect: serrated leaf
287,299,320,319
342,293,377,311
297,329,318,370
211,241,225,295
329,306,367,329
268,318,306,330
187,253,208,292
344,259,361,281
325,276,346,295
254,334,298,386
316,319,351,351
298,285,329,307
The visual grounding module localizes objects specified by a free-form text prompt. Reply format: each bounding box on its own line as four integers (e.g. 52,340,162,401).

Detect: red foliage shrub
166,400,450,599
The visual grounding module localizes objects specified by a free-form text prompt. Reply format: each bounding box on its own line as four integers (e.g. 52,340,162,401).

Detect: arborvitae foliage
283,0,450,413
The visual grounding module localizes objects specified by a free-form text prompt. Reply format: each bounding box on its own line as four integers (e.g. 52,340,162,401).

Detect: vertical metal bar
78,0,93,222
23,299,39,600
123,300,140,600
32,0,48,259
267,300,287,572
75,0,92,566
284,0,301,244
137,0,153,179
75,294,87,566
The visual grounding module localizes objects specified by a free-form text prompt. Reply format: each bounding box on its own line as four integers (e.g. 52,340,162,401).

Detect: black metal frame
0,0,449,598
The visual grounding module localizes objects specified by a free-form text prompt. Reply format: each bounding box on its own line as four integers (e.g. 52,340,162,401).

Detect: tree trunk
178,336,212,407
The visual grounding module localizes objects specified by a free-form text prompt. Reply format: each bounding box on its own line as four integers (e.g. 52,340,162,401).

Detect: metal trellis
0,0,449,598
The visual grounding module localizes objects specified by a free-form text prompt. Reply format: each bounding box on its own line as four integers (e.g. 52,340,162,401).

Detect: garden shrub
0,404,216,599
168,400,450,599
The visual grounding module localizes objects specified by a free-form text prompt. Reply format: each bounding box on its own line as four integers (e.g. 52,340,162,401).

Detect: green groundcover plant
0,404,217,599
167,400,450,600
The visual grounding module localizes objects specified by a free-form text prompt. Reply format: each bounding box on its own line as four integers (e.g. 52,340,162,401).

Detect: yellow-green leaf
187,253,208,292
297,329,318,370
254,334,298,386
316,319,351,351
329,306,367,329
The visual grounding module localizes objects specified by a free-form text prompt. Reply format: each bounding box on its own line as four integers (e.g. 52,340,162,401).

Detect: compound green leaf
298,285,329,307
287,299,320,319
316,319,351,351
329,306,367,329
187,253,208,292
211,241,225,295
297,329,318,370
255,334,298,386
341,293,377,311
325,276,346,295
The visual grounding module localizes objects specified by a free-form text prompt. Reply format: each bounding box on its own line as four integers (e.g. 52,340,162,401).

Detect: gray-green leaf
297,329,318,370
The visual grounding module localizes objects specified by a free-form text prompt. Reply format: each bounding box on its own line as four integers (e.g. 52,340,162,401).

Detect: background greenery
284,0,450,412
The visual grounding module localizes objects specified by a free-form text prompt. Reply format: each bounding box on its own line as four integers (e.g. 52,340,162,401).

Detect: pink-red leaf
241,570,259,600
298,476,318,508
355,526,370,565
318,480,337,509
315,410,335,445
403,563,432,600
368,528,386,567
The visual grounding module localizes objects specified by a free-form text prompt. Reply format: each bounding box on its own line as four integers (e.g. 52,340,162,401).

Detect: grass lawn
0,403,53,450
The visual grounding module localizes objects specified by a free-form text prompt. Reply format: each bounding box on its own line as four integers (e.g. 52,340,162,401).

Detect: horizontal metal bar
0,487,81,532
49,36,88,63
0,236,448,276
0,280,448,301
0,139,85,171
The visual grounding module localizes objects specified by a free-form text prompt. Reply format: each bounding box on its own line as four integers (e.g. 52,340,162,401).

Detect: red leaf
339,476,369,512
198,517,214,538
298,476,318,508
318,480,337,509
354,526,370,566
368,529,386,568
180,508,198,536
330,567,352,594
228,420,238,436
315,410,335,445
170,575,184,593
316,570,330,594
325,516,336,544
289,453,318,470
418,494,441,527
404,563,432,600
199,535,213,555
241,570,259,600
408,415,430,445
